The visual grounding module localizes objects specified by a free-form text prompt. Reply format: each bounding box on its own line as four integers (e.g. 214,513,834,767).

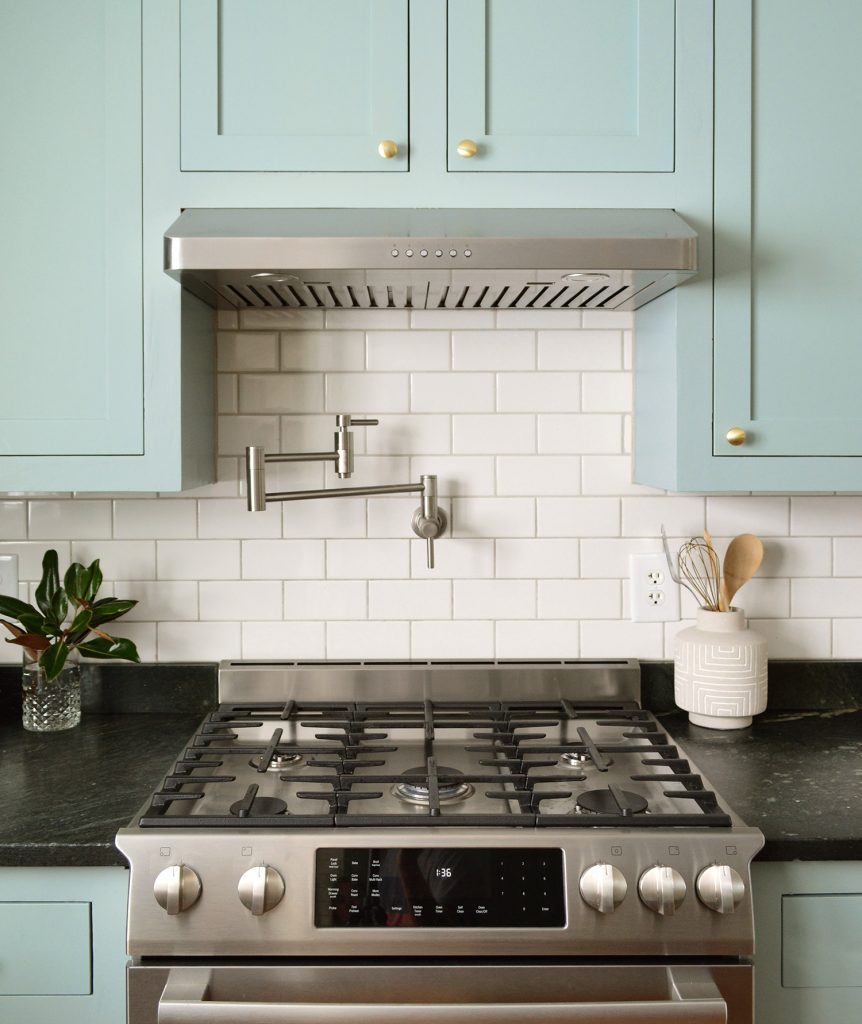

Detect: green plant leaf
6,633,51,652
89,597,137,627
64,563,87,607
35,549,60,618
50,588,69,627
17,609,47,634
85,559,103,603
39,640,69,681
76,635,140,663
0,594,37,621
66,608,93,644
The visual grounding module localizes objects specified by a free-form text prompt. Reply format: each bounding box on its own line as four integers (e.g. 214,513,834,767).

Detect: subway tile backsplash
2,308,862,663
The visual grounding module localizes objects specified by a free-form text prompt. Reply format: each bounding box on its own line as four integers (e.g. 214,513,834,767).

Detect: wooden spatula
720,533,764,611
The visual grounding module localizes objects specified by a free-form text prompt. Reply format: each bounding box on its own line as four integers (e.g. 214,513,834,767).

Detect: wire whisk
661,525,722,611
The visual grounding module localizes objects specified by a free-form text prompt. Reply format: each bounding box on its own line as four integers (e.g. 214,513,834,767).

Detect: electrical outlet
0,554,19,598
630,552,680,622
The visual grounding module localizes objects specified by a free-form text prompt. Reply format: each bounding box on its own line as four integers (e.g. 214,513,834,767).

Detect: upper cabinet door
0,0,143,458
447,0,676,172
180,0,408,172
713,0,862,457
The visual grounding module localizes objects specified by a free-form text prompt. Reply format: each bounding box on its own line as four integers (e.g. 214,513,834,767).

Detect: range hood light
562,272,611,282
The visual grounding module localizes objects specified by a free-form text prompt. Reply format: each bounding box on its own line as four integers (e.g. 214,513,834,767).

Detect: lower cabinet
0,867,128,1024
752,861,862,1024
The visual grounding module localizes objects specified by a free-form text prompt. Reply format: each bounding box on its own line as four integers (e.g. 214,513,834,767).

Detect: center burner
392,766,475,806
229,794,288,818
560,751,614,768
250,752,304,772
576,788,648,817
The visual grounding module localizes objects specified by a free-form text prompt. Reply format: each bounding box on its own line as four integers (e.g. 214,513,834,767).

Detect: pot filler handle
158,967,727,1024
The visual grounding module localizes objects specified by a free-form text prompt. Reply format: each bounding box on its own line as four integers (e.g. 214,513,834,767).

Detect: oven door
129,962,751,1024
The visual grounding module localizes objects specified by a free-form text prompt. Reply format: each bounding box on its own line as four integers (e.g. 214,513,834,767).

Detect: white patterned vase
674,608,767,730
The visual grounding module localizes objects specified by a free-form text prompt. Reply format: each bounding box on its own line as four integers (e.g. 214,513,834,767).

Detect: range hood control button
696,864,745,914
238,865,285,916
579,862,627,913
638,865,686,916
153,864,202,915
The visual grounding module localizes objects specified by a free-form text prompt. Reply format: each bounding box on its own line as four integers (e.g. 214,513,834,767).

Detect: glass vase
22,656,82,732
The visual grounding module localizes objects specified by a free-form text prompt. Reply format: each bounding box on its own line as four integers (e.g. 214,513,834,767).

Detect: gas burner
575,788,648,816
392,766,475,806
229,795,288,818
560,751,614,768
249,752,304,772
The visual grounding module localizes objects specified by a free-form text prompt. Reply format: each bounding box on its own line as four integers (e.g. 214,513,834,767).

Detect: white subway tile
327,540,410,579
751,618,832,658
158,621,241,660
113,581,198,621
734,578,789,618
367,497,417,538
218,415,280,456
217,332,278,371
366,415,450,455
0,501,25,540
452,330,535,370
217,310,239,330
623,330,633,370
582,456,664,496
792,578,862,617
451,498,535,538
240,308,324,330
410,309,495,329
325,309,410,330
157,540,240,580
538,414,621,454
496,309,583,328
411,373,495,412
622,415,632,453
199,498,282,539
832,620,862,657
369,580,451,619
538,580,620,619
537,497,621,537
454,580,535,619
621,496,705,538
538,330,622,370
282,498,366,539
367,331,450,371
497,373,581,413
200,581,283,620
217,374,238,414
283,581,367,620
163,460,240,500
71,540,156,581
29,500,111,540
280,331,364,371
265,460,326,493
240,373,324,413
791,496,862,535
495,620,579,658
410,539,494,579
581,372,632,413
833,538,862,576
326,620,410,658
581,311,634,329
242,539,325,579
707,496,789,537
453,415,535,454
580,620,663,658
412,621,494,658
280,414,365,454
496,539,579,579
760,538,831,578
581,537,679,578
497,456,581,496
410,456,496,497
102,622,157,663
325,373,409,413
0,541,71,579
242,621,326,659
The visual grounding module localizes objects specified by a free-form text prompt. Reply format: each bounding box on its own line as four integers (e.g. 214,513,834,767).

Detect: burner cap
392,766,475,806
249,752,303,772
229,795,288,818
560,751,614,768
576,789,648,816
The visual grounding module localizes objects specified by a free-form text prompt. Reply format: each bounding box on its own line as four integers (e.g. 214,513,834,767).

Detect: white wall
0,307,855,662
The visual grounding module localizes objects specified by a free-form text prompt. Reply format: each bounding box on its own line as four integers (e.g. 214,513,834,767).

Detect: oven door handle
157,967,728,1024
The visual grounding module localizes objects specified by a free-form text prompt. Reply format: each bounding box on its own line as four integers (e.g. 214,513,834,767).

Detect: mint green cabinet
180,0,409,172
0,867,128,1024
447,0,676,172
752,861,862,1024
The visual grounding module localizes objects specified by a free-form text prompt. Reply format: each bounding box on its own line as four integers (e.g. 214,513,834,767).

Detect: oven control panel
314,847,566,928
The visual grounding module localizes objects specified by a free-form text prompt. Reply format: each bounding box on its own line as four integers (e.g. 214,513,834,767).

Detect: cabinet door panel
448,0,675,172
714,0,862,456
0,902,91,995
180,0,408,171
0,0,143,456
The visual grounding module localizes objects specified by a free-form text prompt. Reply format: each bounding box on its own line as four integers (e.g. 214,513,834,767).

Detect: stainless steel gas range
117,659,764,1023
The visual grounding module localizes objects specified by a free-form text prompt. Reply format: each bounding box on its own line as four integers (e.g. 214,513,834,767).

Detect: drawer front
0,901,91,995
782,893,862,989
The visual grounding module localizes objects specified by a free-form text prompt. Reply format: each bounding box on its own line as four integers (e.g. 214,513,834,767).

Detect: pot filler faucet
245,414,447,569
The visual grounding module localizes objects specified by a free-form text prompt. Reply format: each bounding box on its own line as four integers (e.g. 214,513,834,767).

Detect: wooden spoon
720,533,764,611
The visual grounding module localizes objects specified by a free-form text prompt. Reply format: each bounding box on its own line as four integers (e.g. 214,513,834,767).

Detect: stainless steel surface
164,208,697,313
237,865,286,916
153,865,202,916
246,446,267,513
411,474,447,569
696,865,745,914
638,865,687,917
128,964,752,1024
579,863,627,914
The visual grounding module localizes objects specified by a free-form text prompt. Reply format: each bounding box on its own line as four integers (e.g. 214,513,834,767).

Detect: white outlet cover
0,554,19,599
630,552,680,623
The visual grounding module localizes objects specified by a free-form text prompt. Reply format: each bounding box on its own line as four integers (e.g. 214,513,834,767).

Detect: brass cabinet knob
726,427,747,446
377,139,398,159
456,138,478,158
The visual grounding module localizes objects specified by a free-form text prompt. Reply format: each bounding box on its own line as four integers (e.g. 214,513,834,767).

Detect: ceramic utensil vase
674,608,767,729
22,656,82,732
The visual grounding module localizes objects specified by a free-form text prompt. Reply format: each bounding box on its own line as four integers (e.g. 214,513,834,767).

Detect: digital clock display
314,848,565,928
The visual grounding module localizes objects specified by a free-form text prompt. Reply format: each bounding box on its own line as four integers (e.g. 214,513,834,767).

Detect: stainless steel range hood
165,208,697,313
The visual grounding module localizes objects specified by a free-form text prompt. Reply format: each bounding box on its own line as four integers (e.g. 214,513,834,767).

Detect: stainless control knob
696,864,745,914
638,865,686,916
153,864,202,915
579,863,627,913
238,865,285,916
